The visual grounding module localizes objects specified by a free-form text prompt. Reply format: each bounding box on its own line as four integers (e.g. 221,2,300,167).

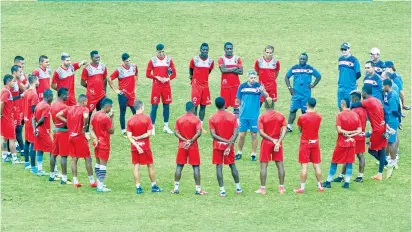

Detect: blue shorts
337,88,354,110
388,122,399,143
290,94,309,112
239,118,258,133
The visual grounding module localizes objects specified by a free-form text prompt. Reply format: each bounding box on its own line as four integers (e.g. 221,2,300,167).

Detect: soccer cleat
220,191,227,197
36,170,48,176
365,132,371,138
12,159,24,164
235,153,242,160
163,126,173,134
279,186,286,194
255,188,266,195
333,176,344,183
403,105,411,110
30,167,38,174
386,165,395,179
354,177,363,183
317,187,325,192
90,182,97,188
54,172,62,178
342,182,350,188
293,188,305,194
251,155,257,161
24,162,31,169
286,127,292,133
236,188,243,194
195,190,208,195
97,187,111,193
60,180,72,185
48,176,58,182
371,174,382,181
74,183,83,188
136,187,144,194
322,181,331,188
151,185,163,192
170,189,179,194
122,132,128,138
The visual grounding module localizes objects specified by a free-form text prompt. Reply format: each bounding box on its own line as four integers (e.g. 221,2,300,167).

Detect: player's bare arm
186,129,202,149
224,128,239,156
285,75,295,95
219,65,238,73
259,128,276,144
56,110,67,123
31,117,37,136
189,68,193,81
107,78,121,95
103,76,108,93
89,123,99,146
80,79,87,88
82,111,89,133
132,130,152,141
126,131,143,153
209,129,230,144
233,66,243,75
174,129,188,143
51,82,58,91
310,75,322,89
0,101,4,114
107,114,115,134
79,60,88,67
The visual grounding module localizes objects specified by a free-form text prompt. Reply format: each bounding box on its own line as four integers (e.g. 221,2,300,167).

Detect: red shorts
95,148,110,161
176,145,200,165
298,141,321,163
369,129,388,150
131,150,153,165
212,149,235,165
220,87,239,108
24,121,35,143
125,93,136,107
151,86,172,105
52,131,70,156
191,86,211,106
69,135,90,158
355,138,366,154
14,109,23,126
65,96,77,106
87,96,105,112
1,118,15,140
332,146,356,164
260,88,278,103
34,129,52,152
259,141,283,162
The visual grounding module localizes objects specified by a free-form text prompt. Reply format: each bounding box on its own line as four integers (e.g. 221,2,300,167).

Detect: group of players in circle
1,41,408,196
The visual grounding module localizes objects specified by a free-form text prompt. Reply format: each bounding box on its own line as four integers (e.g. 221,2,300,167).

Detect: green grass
1,2,411,231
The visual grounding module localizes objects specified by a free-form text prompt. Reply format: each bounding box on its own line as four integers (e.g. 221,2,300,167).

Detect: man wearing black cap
171,101,206,195
146,43,177,136
384,61,410,111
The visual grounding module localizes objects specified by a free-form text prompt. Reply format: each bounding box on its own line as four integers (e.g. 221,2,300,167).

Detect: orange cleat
293,188,305,194
74,183,83,188
255,188,266,195
371,174,382,181
279,186,286,194
90,182,97,188
317,187,325,192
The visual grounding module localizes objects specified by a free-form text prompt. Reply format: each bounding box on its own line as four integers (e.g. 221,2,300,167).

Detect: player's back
209,110,237,140
91,111,111,148
338,110,360,131
175,113,201,143
297,112,322,141
1,88,14,122
34,101,50,130
51,100,67,128
23,89,38,120
352,106,367,132
66,105,88,136
259,110,285,138
127,113,152,137
362,97,385,132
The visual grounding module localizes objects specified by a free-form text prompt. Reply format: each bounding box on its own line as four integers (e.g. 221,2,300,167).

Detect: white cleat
163,126,173,134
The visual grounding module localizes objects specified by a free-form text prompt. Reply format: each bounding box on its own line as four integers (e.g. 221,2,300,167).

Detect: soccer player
254,45,280,103
52,53,87,106
209,97,241,197
384,61,410,111
370,48,385,76
32,89,54,176
235,70,269,161
255,99,287,195
293,97,324,193
363,61,383,101
351,85,388,181
126,100,162,194
23,74,39,171
81,50,108,137
1,74,21,164
337,42,361,111
334,91,368,183
90,98,114,192
32,55,51,101
56,94,97,188
382,79,400,178
108,53,138,137
50,87,71,184
14,56,27,81
189,43,214,133
285,53,321,132
11,65,27,155
218,42,243,117
171,101,206,195
323,98,361,189
146,43,176,136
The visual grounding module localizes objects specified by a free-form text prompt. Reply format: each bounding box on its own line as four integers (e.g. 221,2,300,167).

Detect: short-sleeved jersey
91,111,112,150
383,90,400,126
175,113,201,147
338,55,360,90
352,106,367,140
62,105,89,137
297,112,322,141
190,56,214,88
372,60,385,76
209,110,238,150
50,100,67,128
23,89,38,122
146,56,176,88
236,82,263,120
32,67,51,101
126,113,153,151
363,73,383,101
10,79,22,124
258,110,286,144
81,63,107,102
34,101,51,131
336,110,361,145
110,64,138,99
0,88,14,123
361,97,385,132
52,63,81,103
218,55,242,88
286,64,321,97
390,73,403,91
254,57,280,89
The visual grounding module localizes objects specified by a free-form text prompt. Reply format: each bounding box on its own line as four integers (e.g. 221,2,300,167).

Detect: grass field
1,2,411,231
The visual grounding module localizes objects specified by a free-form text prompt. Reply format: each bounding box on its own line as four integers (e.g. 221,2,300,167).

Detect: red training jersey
217,55,242,88
34,101,51,132
258,110,286,145
81,63,107,102
110,64,138,100
175,112,202,147
336,110,361,144
209,110,238,150
91,111,112,150
189,56,214,88
62,105,89,137
50,100,67,128
146,56,176,88
1,87,14,123
10,79,22,125
297,111,322,141
254,56,280,89
352,106,367,140
126,113,153,151
361,97,385,132
32,67,51,101
52,62,81,105
23,89,38,123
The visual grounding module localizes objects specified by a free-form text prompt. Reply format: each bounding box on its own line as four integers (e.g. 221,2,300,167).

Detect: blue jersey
391,80,399,96
372,60,385,76
286,64,321,97
383,90,399,126
390,73,403,91
363,73,383,101
236,82,263,120
338,55,360,90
